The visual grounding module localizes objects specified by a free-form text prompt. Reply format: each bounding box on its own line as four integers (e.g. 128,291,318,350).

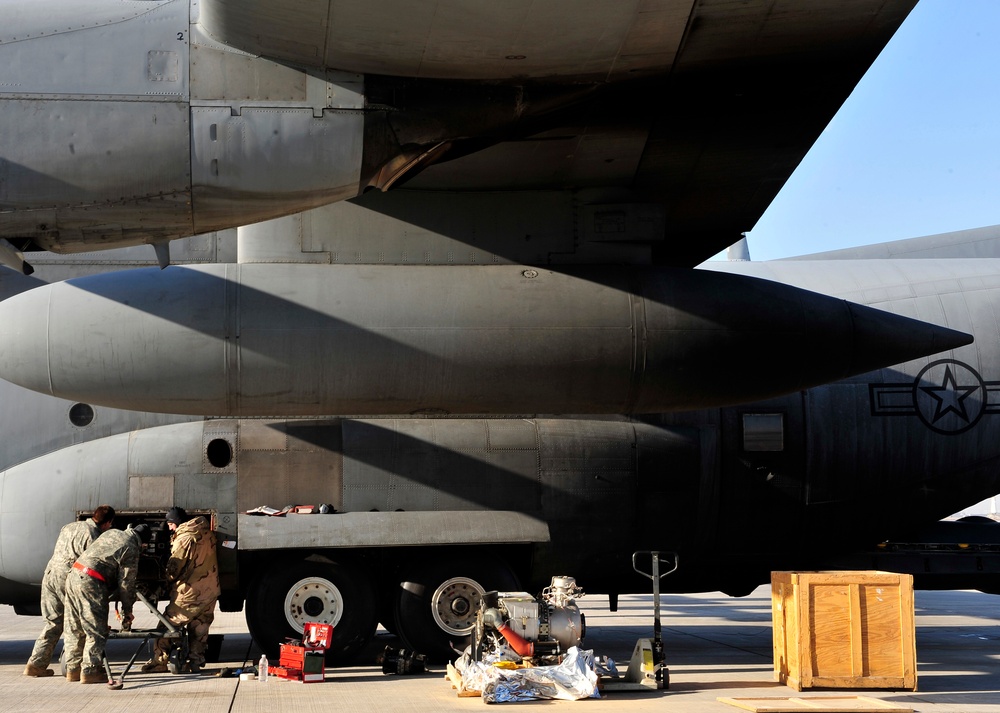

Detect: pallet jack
603,550,678,692
101,590,188,690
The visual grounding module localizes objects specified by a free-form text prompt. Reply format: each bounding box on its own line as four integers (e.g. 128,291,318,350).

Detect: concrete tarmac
0,586,997,712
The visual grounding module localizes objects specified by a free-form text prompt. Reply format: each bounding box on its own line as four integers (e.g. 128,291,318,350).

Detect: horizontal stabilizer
782,225,1000,261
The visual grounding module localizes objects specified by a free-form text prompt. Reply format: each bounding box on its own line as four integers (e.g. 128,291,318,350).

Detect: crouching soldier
23,505,116,677
142,507,220,673
63,523,151,683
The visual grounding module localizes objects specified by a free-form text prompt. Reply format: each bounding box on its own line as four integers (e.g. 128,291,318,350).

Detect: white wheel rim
430,576,485,636
283,576,345,632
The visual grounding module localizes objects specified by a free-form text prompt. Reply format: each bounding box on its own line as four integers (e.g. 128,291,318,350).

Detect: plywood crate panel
771,571,916,691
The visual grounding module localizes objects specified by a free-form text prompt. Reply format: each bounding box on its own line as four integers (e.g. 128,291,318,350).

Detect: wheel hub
430,576,485,636
283,576,345,632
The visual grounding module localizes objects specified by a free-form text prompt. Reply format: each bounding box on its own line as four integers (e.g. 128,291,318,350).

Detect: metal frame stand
102,591,187,689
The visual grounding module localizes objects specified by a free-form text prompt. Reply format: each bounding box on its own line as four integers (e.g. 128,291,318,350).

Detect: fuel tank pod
0,264,972,416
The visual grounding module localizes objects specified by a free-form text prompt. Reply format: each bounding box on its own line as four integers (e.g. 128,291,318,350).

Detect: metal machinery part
476,576,585,661
430,576,485,636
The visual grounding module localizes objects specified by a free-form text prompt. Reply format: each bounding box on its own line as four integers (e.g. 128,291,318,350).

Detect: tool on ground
378,645,428,675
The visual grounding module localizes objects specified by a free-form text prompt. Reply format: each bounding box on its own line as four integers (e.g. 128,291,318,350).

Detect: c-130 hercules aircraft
2,0,999,664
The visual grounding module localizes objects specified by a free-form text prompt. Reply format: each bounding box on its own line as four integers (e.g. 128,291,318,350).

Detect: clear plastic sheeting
476,647,600,704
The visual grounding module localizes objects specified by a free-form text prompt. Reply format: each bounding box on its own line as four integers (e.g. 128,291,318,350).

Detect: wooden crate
771,571,917,691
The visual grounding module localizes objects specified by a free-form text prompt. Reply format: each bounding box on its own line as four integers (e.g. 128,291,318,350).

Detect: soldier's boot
81,669,107,684
23,663,55,677
140,659,169,673
65,669,81,682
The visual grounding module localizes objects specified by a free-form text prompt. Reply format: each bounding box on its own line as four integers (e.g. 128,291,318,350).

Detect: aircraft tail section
782,225,1000,261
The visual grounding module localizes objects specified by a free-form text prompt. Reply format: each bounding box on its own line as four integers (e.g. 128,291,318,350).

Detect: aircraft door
717,393,808,563
633,425,715,578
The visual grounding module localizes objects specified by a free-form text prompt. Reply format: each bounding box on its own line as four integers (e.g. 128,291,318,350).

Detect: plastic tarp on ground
458,647,600,703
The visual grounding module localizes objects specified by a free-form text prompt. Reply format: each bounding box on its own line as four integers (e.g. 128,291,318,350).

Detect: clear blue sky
738,0,1000,261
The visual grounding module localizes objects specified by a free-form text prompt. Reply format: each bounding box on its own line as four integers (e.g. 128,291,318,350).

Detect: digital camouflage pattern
152,516,220,668
26,519,101,669
63,528,142,675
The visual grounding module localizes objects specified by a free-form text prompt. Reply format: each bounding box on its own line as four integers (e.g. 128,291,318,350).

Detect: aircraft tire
245,559,377,666
393,554,519,663
376,585,399,635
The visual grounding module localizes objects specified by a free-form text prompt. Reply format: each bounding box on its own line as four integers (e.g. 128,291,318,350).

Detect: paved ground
0,586,997,712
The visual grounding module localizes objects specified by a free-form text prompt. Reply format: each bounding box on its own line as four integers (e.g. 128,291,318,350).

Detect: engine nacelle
0,0,369,251
0,0,591,253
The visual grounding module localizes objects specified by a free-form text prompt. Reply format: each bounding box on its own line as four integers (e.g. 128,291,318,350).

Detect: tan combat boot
81,669,107,684
140,659,169,673
23,663,55,677
66,669,81,682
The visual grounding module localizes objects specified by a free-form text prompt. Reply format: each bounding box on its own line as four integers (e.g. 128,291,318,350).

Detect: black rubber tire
245,559,377,666
376,586,399,635
393,554,519,663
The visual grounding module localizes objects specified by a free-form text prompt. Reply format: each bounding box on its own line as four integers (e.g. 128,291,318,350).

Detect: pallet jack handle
631,551,678,686
631,551,679,582
631,550,679,631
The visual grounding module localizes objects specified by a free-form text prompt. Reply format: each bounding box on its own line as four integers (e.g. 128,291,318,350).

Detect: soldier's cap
165,507,189,525
131,523,152,543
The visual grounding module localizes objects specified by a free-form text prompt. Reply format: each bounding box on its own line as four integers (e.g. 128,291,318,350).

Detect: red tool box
273,622,333,683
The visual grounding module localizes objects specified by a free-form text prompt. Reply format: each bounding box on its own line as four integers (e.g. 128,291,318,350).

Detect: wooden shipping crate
771,571,917,691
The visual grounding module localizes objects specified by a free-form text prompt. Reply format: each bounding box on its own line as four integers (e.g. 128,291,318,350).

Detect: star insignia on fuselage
918,365,979,424
869,359,1000,436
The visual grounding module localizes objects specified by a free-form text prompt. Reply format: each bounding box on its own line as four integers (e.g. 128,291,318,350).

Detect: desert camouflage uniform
151,516,220,668
63,528,142,676
26,519,101,669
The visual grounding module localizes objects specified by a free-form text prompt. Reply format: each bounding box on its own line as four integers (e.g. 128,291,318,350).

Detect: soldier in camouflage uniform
142,507,220,673
23,505,116,678
63,523,151,684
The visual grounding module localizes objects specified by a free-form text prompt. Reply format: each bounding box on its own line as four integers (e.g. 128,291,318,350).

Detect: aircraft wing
198,0,690,81
0,0,917,263
197,0,917,266
198,0,909,82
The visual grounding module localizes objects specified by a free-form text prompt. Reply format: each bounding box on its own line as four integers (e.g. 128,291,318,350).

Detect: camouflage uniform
151,516,220,669
26,519,101,669
63,528,142,677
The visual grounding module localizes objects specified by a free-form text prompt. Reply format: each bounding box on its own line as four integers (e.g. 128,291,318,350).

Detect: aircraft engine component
474,576,585,662
0,0,363,250
0,264,971,416
0,0,597,252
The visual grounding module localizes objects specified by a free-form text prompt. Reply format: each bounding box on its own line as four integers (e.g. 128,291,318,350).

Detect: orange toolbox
274,622,333,683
